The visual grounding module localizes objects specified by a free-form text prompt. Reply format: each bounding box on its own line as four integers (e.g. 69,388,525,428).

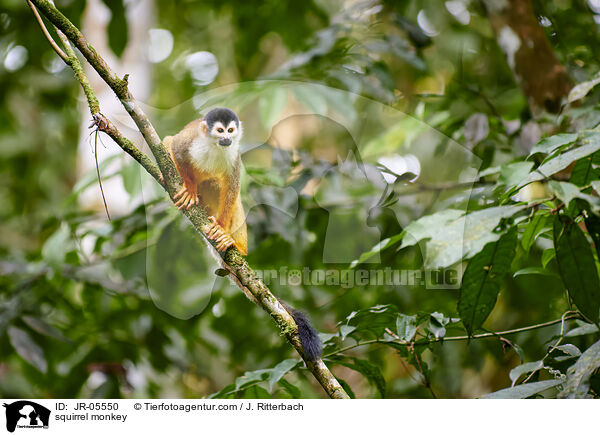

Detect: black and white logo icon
3,401,50,433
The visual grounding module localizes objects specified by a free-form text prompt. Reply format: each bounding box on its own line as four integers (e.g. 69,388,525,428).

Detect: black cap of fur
204,107,239,129
278,300,322,360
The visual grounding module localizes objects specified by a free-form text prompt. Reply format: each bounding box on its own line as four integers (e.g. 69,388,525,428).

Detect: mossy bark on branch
54,30,161,181
30,0,177,190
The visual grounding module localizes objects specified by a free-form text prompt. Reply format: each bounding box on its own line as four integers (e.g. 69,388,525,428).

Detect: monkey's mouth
218,138,232,146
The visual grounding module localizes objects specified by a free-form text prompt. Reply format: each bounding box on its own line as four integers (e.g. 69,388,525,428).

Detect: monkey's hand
206,216,235,252
173,184,199,209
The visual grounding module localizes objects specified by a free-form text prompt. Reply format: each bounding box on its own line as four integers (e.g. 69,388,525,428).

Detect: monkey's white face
208,120,242,147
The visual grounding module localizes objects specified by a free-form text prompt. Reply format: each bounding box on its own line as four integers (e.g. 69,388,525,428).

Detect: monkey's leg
167,136,200,209
205,216,236,252
229,195,248,255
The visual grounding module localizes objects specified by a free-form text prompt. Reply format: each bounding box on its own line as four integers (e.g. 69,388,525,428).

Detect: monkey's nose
219,138,232,146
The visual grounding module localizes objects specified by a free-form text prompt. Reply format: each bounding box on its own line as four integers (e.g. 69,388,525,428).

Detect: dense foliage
2,0,600,398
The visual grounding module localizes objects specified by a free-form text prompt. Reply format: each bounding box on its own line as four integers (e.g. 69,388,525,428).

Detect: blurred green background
1,0,600,399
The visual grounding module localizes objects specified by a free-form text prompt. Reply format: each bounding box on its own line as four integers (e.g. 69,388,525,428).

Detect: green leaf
235,369,270,391
509,360,544,386
339,324,356,340
521,132,600,187
558,339,600,398
529,133,578,156
512,343,526,363
553,215,600,323
498,161,534,188
400,209,464,249
541,248,555,268
554,344,581,357
278,378,301,398
211,362,289,398
209,384,236,399
547,181,581,204
521,211,551,253
481,379,564,399
101,0,128,57
427,312,449,340
569,152,600,186
566,321,599,337
396,314,417,342
350,233,404,268
478,165,501,177
584,214,600,261
568,72,600,103
342,304,399,338
458,228,517,336
338,358,386,398
22,315,72,343
268,359,298,392
41,222,71,266
548,181,600,212
8,326,47,373
244,385,271,399
401,205,524,268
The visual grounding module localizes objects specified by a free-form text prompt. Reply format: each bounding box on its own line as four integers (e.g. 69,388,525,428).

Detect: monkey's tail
279,300,322,361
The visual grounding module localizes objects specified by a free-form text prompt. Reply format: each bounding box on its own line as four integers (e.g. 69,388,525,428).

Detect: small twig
520,310,575,384
411,345,437,398
52,15,162,183
90,114,162,182
30,0,176,189
93,129,111,220
27,0,69,62
551,202,565,214
324,312,583,358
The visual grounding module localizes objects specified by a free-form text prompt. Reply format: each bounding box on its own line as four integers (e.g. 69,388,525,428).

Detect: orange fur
164,127,248,255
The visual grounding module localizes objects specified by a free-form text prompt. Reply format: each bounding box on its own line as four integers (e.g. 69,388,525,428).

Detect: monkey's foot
173,186,199,209
206,216,235,252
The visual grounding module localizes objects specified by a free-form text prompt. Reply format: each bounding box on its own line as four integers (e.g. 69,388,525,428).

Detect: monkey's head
202,107,242,147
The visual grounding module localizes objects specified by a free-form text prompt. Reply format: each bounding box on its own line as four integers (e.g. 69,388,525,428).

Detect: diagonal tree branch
28,0,349,399
56,28,162,182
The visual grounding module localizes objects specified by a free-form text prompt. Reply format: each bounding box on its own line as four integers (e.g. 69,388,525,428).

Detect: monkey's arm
166,133,200,209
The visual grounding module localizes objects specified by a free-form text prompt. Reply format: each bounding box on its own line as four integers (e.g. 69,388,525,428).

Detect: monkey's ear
200,121,209,135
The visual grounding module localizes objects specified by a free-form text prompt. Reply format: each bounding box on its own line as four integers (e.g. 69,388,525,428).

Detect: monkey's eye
217,128,224,133
228,128,234,133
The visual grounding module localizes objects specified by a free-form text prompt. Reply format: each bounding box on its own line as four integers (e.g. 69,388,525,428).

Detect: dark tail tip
288,308,322,360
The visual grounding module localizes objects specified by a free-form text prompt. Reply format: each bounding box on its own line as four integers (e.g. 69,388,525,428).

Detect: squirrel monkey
163,107,322,360
163,107,247,255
